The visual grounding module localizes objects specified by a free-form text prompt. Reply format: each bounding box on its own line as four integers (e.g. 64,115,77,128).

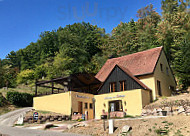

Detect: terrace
35,73,101,96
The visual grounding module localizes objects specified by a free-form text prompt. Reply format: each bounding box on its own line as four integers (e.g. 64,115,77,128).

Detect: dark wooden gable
98,65,144,94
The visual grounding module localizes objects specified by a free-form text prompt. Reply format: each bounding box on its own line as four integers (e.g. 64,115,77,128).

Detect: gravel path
0,107,32,126
0,107,83,136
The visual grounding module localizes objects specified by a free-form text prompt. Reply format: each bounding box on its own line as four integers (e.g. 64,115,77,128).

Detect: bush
0,93,7,107
6,91,33,107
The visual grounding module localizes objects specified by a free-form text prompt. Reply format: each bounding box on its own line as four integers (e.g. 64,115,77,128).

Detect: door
78,102,83,114
157,80,162,96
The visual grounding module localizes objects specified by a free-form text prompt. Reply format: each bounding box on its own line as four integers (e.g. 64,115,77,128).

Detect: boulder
164,107,171,112
121,125,132,133
178,112,186,116
67,124,73,129
178,107,185,113
157,108,162,112
16,115,23,125
185,108,190,113
186,113,190,116
43,123,53,129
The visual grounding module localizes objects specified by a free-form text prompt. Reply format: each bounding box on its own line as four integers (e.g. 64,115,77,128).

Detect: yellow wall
34,89,151,119
138,51,176,100
141,89,151,107
94,89,149,119
139,74,156,100
33,92,72,115
154,51,176,98
70,92,94,119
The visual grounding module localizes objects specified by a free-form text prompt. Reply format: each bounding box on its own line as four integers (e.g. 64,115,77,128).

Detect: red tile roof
96,46,163,82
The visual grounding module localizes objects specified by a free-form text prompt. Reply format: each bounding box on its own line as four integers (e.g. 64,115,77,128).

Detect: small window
110,82,116,92
84,103,88,109
166,67,169,75
160,63,163,72
157,80,162,96
89,103,93,109
119,81,126,91
169,86,174,91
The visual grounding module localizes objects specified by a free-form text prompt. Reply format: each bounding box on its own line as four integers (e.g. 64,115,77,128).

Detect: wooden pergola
35,73,101,96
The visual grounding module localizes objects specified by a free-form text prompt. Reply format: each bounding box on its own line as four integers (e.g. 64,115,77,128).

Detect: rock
186,113,190,116
167,111,172,116
16,115,23,125
173,111,178,116
43,123,53,129
178,112,186,116
178,107,185,113
142,109,147,114
67,124,73,129
158,111,163,116
164,107,171,112
121,125,132,133
77,123,85,127
173,106,179,111
185,108,190,113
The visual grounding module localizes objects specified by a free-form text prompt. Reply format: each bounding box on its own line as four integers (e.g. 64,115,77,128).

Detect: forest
0,0,189,90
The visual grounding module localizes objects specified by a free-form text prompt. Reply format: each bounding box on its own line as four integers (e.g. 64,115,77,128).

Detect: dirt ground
64,116,190,136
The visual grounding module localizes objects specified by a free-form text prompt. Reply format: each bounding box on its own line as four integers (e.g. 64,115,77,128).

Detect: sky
0,0,162,59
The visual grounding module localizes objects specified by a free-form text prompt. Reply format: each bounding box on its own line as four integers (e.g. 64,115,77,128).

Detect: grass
36,110,52,114
124,115,136,118
0,105,19,115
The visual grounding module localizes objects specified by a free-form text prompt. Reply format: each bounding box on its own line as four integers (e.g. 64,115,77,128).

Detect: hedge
0,93,7,107
6,91,33,107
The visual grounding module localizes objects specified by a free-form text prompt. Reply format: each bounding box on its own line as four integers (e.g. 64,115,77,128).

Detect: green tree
17,69,34,85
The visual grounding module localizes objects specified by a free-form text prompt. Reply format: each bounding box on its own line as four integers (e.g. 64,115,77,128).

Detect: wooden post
68,78,71,91
35,84,37,96
52,81,54,94
35,80,38,96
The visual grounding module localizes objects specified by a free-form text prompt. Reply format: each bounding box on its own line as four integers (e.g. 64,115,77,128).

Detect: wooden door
78,102,83,114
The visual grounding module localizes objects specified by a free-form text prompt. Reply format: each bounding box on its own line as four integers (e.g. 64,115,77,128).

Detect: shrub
0,93,7,107
6,91,33,107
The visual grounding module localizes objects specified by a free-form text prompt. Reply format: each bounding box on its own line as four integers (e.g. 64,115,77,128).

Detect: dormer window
160,63,163,72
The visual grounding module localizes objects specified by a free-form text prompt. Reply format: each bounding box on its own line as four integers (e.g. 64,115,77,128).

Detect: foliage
16,69,34,85
0,93,7,107
6,91,33,107
0,1,189,89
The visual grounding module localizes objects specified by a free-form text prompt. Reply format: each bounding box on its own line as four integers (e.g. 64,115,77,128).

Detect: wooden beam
39,85,65,90
52,81,54,94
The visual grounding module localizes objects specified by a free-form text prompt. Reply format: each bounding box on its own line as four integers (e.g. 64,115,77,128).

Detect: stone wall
142,99,190,116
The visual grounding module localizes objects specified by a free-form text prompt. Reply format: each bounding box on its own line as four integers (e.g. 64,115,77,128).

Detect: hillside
0,0,189,93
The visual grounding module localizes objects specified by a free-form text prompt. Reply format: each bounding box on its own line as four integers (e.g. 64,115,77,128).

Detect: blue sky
0,0,162,59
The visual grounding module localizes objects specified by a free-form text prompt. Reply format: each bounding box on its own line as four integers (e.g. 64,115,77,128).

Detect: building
33,46,176,119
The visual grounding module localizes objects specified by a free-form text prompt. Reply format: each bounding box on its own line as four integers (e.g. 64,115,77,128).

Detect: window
89,103,93,109
169,86,174,91
160,63,163,72
166,67,169,75
119,81,126,91
109,100,123,112
109,82,116,92
157,80,162,96
84,103,88,109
